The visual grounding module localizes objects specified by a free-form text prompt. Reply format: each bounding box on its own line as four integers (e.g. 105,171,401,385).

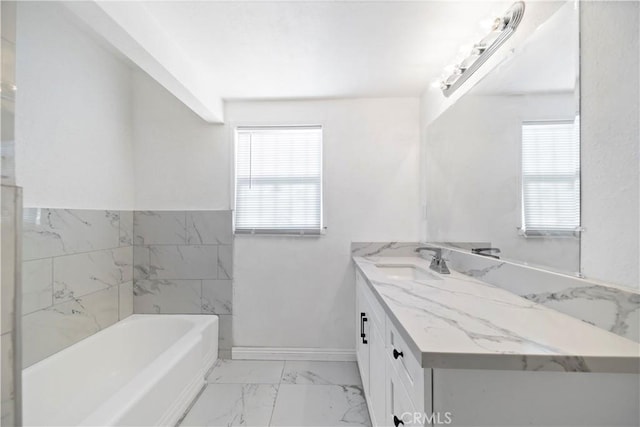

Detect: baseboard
232,347,356,361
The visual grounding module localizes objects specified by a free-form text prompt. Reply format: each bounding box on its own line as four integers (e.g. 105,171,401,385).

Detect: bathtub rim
22,314,219,426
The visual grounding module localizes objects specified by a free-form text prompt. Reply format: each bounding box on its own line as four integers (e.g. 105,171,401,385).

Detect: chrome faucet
414,246,450,274
471,247,501,259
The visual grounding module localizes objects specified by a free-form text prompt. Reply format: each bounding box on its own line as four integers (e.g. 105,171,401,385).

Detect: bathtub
22,314,218,426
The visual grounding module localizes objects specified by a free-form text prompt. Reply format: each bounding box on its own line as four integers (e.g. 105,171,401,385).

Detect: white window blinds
521,118,580,236
234,126,323,234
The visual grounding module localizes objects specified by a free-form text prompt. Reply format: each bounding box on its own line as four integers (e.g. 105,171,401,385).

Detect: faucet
471,247,501,259
414,246,450,274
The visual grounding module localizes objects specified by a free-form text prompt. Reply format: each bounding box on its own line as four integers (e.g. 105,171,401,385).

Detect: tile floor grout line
268,376,281,427
181,360,371,426
279,360,287,384
270,359,286,427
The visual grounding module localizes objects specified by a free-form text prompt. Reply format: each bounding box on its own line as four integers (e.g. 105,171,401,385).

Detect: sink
374,264,442,281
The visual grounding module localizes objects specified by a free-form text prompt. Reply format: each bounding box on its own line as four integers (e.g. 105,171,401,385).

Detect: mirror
424,1,580,274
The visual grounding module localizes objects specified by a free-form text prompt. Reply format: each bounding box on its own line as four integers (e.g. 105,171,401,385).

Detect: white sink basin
374,264,442,281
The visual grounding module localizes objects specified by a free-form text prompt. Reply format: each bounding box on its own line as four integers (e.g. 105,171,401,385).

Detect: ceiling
140,1,511,101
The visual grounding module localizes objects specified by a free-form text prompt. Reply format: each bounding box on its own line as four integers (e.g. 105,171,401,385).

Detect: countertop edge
353,258,640,374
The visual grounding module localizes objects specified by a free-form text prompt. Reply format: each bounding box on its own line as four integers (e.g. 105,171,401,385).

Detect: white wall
227,100,420,349
131,81,421,349
15,2,134,210
580,1,639,290
132,70,229,210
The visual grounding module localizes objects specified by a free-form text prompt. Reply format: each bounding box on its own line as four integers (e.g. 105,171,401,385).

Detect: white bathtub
22,314,218,426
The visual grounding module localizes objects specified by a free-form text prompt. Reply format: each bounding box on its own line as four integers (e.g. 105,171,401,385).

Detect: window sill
517,227,582,238
234,229,326,237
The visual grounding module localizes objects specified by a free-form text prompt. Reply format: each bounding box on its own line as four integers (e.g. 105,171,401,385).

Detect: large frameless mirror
424,1,580,274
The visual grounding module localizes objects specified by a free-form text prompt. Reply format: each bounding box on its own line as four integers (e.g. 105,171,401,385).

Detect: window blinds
234,126,323,234
521,118,580,236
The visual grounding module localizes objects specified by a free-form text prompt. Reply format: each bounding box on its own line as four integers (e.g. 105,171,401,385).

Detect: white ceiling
140,1,511,100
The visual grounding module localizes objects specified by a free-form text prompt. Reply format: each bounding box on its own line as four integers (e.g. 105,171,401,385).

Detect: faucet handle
415,246,442,258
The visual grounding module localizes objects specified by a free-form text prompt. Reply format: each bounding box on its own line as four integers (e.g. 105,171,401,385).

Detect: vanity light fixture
440,1,525,97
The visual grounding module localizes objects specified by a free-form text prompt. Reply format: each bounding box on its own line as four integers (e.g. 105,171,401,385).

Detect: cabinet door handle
393,415,404,426
360,312,368,344
393,348,403,359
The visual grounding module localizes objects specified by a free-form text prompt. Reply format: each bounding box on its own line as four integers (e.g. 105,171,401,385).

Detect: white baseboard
232,347,356,361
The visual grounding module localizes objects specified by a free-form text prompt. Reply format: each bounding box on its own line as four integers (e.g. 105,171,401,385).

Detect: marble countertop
353,256,640,373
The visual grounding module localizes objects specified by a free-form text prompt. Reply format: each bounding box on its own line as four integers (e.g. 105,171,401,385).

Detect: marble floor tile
207,360,285,384
281,361,362,386
180,383,278,427
270,384,370,427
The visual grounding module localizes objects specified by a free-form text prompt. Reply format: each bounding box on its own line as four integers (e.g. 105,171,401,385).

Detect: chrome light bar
441,1,525,97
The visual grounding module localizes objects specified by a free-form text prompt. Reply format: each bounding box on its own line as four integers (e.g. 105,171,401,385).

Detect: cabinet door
386,355,420,427
355,276,370,392
369,323,386,427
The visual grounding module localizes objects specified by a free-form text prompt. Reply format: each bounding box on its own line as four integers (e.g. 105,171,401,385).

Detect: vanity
353,254,639,427
352,1,640,424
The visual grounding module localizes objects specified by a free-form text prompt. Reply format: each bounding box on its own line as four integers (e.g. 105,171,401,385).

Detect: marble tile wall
351,242,640,343
350,241,491,257
22,208,134,367
350,242,422,257
2,3,20,424
133,210,233,357
2,186,21,426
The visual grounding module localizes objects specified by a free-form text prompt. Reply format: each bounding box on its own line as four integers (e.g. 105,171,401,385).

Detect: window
521,118,580,236
234,126,323,235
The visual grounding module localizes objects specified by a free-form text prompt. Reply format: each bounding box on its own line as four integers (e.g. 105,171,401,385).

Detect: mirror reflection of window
521,117,580,237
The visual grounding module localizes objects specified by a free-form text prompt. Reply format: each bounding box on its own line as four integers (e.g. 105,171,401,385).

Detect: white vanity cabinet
354,258,640,427
355,274,370,392
356,270,387,426
356,270,432,427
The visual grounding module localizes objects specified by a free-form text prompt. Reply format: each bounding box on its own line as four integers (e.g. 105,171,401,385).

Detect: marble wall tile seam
138,243,232,280
51,246,133,304
133,210,233,246
24,208,132,259
133,279,233,313
21,257,54,315
202,279,233,315
118,211,134,247
22,286,120,368
24,246,134,312
22,208,130,261
23,243,131,262
51,247,134,281
26,284,122,315
132,211,187,246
